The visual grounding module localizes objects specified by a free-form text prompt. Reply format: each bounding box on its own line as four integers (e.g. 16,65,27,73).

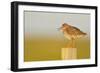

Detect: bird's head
58,23,70,31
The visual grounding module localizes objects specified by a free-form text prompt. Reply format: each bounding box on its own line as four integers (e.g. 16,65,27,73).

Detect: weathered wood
61,48,77,60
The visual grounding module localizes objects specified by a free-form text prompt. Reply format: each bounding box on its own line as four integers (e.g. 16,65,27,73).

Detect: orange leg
66,39,76,48
72,39,76,48
66,40,71,48
66,40,73,48
72,39,74,48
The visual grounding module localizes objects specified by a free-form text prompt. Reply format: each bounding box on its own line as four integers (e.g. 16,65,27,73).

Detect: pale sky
24,11,90,38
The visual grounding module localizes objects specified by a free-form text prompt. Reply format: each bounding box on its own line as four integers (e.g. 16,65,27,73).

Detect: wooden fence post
61,48,77,60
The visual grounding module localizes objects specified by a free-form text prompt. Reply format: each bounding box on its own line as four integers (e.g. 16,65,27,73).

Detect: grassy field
24,37,90,62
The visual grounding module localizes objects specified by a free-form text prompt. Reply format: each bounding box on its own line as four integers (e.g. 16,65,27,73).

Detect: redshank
59,23,87,48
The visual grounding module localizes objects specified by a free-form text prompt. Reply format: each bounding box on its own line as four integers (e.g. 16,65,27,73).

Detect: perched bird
59,23,87,48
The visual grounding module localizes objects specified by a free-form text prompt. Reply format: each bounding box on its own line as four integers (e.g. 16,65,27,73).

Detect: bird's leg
66,39,75,48
71,38,75,48
66,40,71,48
71,39,73,48
74,39,76,48
72,38,76,48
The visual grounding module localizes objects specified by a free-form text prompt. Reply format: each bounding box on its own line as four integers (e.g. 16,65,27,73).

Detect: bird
59,23,87,48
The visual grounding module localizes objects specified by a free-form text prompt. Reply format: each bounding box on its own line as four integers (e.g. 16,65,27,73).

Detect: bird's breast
63,32,85,40
63,32,72,40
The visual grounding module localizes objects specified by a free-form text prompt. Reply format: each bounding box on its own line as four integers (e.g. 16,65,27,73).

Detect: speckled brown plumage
60,23,87,40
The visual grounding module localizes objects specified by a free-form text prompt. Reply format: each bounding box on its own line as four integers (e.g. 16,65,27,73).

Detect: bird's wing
72,26,81,32
67,26,85,35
